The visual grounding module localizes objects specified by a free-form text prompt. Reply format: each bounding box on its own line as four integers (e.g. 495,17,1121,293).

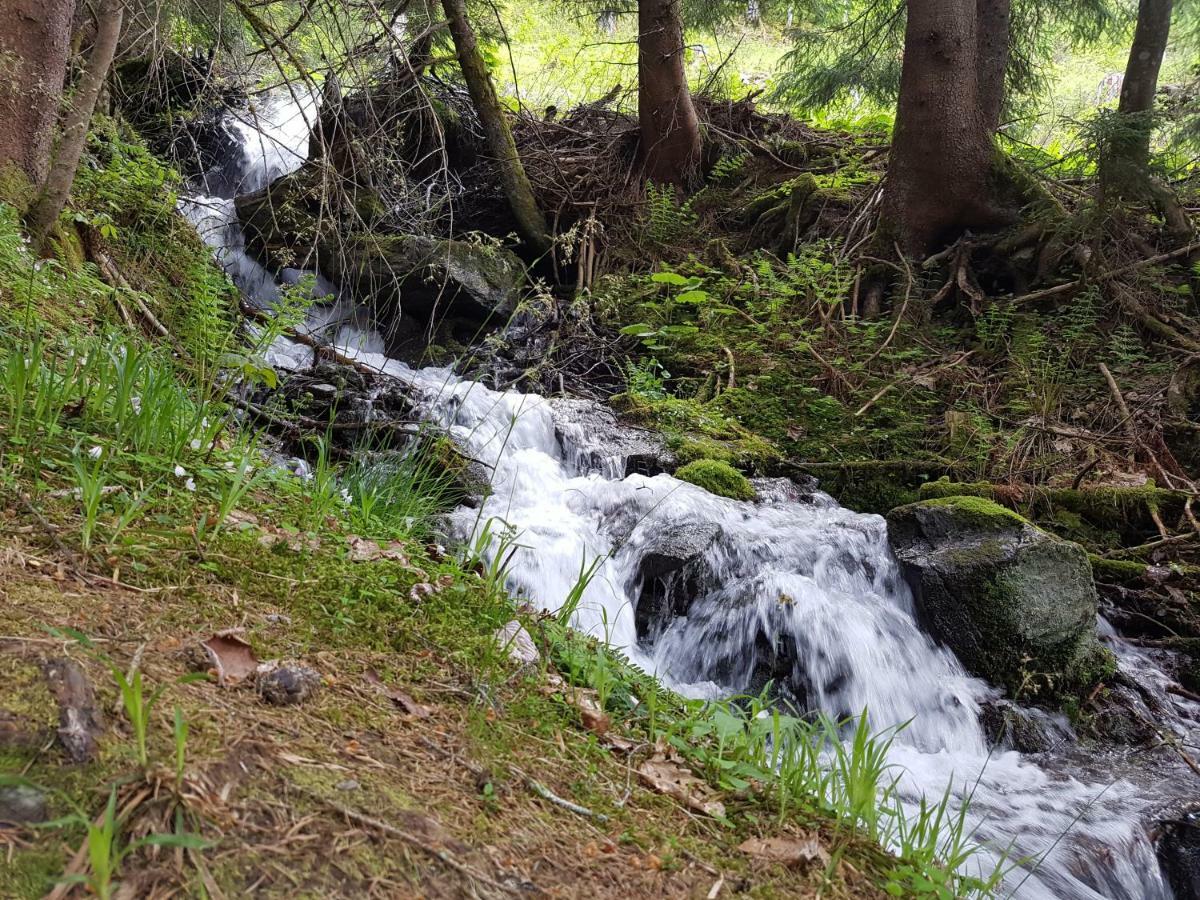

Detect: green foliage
641,182,700,247
1107,322,1148,370
538,619,1006,897
674,458,756,500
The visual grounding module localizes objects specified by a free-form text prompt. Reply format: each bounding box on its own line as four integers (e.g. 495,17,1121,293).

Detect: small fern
1107,322,1147,370
642,181,698,246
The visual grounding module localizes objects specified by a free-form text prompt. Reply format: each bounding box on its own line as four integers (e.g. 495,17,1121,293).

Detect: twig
520,772,609,823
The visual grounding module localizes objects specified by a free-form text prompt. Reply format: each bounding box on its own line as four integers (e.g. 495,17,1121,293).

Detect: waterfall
179,91,1197,899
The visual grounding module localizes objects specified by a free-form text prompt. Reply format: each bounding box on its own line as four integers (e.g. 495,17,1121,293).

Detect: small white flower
201,417,210,429
130,396,142,414
339,487,353,506
87,445,103,459
190,438,202,450
174,464,187,477
184,477,196,492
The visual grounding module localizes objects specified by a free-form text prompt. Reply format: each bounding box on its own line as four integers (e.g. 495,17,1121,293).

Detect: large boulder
886,496,1106,695
236,168,524,322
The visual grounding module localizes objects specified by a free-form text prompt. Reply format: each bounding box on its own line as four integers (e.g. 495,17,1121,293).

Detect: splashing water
178,91,1197,899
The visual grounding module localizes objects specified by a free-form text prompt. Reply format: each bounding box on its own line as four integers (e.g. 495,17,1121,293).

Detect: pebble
0,784,48,824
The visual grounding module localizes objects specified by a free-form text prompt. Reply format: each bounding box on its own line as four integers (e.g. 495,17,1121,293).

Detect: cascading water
180,91,1199,899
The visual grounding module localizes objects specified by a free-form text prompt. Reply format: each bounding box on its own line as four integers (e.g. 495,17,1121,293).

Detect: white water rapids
177,91,1199,898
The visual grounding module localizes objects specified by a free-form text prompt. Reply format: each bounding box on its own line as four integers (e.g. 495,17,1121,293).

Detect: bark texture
1099,0,1190,238
441,0,550,254
975,0,1011,133
0,0,75,189
637,0,702,185
1116,0,1172,171
882,0,1014,257
27,0,123,248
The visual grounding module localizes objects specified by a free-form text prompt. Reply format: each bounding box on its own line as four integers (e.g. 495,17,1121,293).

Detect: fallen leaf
347,535,410,564
637,754,725,818
201,630,258,686
364,668,432,718
737,835,829,867
540,673,610,735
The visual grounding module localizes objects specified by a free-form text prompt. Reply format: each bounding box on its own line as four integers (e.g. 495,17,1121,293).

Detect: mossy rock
675,459,756,501
887,496,1102,700
917,477,1184,545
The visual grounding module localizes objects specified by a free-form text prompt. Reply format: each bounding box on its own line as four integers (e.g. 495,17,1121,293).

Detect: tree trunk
440,0,550,254
637,0,702,186
26,0,123,250
881,0,1014,257
1115,0,1172,173
0,0,75,191
975,0,1011,133
1099,0,1191,238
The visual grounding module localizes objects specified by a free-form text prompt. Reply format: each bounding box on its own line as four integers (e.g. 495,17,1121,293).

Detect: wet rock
329,234,525,321
256,664,322,706
1158,811,1200,898
886,496,1104,695
634,524,722,642
639,523,723,581
236,173,524,323
548,398,676,477
980,699,1073,753
0,784,48,825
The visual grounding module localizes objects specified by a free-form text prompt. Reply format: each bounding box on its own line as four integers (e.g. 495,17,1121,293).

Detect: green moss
915,495,1030,529
611,392,779,472
1087,555,1149,585
674,459,756,501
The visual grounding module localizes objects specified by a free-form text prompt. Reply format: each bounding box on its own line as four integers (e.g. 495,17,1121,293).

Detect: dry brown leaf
737,835,829,867
636,754,726,818
540,673,610,735
364,668,432,718
200,630,258,686
347,535,410,564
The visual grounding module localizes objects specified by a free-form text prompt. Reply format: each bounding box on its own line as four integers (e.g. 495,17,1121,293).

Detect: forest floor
0,528,883,899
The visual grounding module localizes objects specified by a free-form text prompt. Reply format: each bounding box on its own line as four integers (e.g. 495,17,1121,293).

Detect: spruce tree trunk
975,0,1011,133
1099,0,1191,237
26,0,123,250
1116,0,1172,172
0,0,75,190
637,0,702,185
441,0,550,254
881,0,1013,257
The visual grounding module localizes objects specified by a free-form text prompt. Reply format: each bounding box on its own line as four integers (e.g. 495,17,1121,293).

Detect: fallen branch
1011,241,1200,306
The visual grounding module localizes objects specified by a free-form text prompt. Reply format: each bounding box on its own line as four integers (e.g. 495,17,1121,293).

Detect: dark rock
979,699,1073,753
639,523,723,581
0,784,48,825
548,398,676,478
257,664,322,706
886,496,1104,695
1159,812,1200,899
633,524,722,642
236,172,524,323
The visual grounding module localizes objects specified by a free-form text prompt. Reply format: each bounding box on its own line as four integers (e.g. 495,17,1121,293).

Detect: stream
178,91,1200,899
